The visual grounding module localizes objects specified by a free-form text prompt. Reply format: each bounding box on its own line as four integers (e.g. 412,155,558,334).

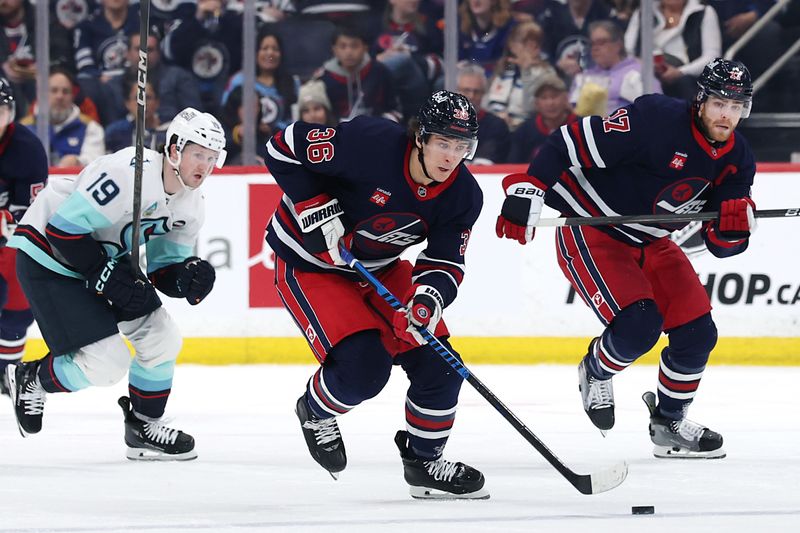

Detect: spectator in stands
510,0,548,23
537,0,613,79
707,1,782,79
227,0,297,23
604,0,637,29
221,28,298,161
297,79,336,126
373,0,444,120
104,73,169,153
624,0,721,101
21,67,105,167
318,25,402,122
1,0,74,116
484,21,557,130
456,62,509,164
458,0,515,75
570,19,660,116
508,75,578,163
162,0,243,115
116,25,201,123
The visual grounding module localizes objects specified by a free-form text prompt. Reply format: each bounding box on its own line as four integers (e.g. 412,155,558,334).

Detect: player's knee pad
72,335,132,386
0,308,34,336
401,337,464,406
326,329,393,402
666,313,717,368
608,299,663,357
121,307,182,369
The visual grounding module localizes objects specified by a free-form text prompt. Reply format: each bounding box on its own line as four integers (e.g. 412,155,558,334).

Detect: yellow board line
24,337,800,366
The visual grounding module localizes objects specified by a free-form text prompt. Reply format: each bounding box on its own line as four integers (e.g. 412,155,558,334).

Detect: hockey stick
537,207,800,228
338,244,628,495
130,0,151,274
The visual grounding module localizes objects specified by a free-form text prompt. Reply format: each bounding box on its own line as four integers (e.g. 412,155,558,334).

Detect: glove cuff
295,195,343,233
502,173,548,193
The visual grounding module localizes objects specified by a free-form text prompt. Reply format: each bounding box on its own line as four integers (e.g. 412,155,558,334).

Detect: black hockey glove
87,256,160,313
175,257,216,305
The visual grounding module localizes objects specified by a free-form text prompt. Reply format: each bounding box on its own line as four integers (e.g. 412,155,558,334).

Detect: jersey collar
690,116,736,159
403,141,459,201
0,122,15,155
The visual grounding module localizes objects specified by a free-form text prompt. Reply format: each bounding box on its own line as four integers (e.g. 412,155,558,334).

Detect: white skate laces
586,376,613,408
20,377,46,415
302,417,341,446
670,418,706,442
424,458,462,482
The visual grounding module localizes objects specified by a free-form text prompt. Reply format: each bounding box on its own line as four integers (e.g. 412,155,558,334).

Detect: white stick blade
590,461,628,494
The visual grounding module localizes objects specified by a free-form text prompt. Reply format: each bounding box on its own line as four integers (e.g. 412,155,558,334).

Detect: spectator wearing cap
21,67,105,167
507,75,578,163
104,72,169,153
318,25,402,123
298,79,335,126
456,62,509,164
570,20,661,116
484,21,557,131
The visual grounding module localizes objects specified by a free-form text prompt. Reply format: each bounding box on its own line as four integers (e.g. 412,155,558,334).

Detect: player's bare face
178,144,219,188
422,135,474,183
699,95,744,142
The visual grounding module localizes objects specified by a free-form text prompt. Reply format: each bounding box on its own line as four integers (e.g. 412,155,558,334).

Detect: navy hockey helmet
417,90,479,159
0,77,15,124
696,58,753,118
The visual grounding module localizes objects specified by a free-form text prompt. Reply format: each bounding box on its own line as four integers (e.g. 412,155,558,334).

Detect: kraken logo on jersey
353,213,427,258
102,217,171,256
654,177,710,229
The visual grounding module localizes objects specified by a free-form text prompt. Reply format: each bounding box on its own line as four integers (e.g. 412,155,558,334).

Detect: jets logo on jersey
669,152,687,170
370,188,391,206
353,213,427,256
654,177,710,228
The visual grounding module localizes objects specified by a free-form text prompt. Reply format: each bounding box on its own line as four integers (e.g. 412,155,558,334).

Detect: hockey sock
588,299,663,380
36,353,87,393
657,314,716,419
128,359,175,419
404,396,456,459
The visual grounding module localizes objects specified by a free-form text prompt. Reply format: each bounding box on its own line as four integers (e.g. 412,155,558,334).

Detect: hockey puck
631,506,655,515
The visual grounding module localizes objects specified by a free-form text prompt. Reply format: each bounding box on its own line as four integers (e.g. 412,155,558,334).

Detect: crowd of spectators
1,0,797,166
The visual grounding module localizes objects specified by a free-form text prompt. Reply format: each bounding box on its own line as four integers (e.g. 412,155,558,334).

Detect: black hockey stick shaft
537,207,800,228
130,0,150,274
338,244,627,495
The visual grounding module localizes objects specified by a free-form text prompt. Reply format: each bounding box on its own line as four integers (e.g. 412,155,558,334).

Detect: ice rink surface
0,364,798,533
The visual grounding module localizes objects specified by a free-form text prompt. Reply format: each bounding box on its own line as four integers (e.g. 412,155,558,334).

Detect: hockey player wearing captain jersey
264,91,488,499
0,78,48,397
5,108,224,461
497,58,757,459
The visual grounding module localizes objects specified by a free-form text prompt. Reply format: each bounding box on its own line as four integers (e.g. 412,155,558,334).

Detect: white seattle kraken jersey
9,147,204,278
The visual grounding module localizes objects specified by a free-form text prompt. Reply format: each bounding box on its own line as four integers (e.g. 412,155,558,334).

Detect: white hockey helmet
165,107,227,169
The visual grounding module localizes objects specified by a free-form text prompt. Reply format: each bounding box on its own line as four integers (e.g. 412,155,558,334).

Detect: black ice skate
6,361,46,437
578,351,615,435
295,395,346,479
642,391,725,459
118,396,197,461
394,430,489,500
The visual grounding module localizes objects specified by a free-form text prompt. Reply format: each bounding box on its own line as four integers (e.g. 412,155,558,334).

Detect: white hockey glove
496,173,546,245
392,285,444,346
295,194,348,266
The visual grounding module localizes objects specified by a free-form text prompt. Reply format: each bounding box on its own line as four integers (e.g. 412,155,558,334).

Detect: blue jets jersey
264,116,483,309
528,94,756,257
0,123,48,220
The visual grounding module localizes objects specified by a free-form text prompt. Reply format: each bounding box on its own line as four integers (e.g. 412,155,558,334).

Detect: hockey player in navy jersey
5,108,223,461
496,59,758,459
0,78,47,396
265,91,488,499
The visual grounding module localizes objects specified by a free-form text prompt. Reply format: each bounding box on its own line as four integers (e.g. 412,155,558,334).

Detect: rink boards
26,164,800,365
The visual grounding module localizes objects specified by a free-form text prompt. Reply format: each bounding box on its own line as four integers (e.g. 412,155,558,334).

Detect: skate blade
599,429,608,438
652,445,726,459
126,447,198,461
409,486,490,500
328,471,340,481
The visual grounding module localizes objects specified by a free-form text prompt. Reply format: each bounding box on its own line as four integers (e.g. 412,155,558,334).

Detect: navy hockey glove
0,210,15,247
87,256,159,313
295,193,348,266
496,173,546,245
176,257,216,305
392,284,444,346
716,198,756,241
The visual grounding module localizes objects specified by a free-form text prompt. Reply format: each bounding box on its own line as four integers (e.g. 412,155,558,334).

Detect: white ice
1,364,798,533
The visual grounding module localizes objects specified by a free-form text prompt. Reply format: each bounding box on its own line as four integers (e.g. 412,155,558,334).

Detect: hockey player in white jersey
5,108,225,460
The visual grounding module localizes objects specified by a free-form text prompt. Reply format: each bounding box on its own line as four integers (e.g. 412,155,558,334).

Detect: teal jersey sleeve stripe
146,238,193,272
53,192,115,233
48,212,94,235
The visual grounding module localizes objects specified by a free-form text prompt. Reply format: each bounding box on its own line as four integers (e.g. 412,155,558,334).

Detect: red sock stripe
658,370,701,392
597,348,626,372
405,407,455,431
312,371,348,414
47,355,70,393
128,386,171,399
